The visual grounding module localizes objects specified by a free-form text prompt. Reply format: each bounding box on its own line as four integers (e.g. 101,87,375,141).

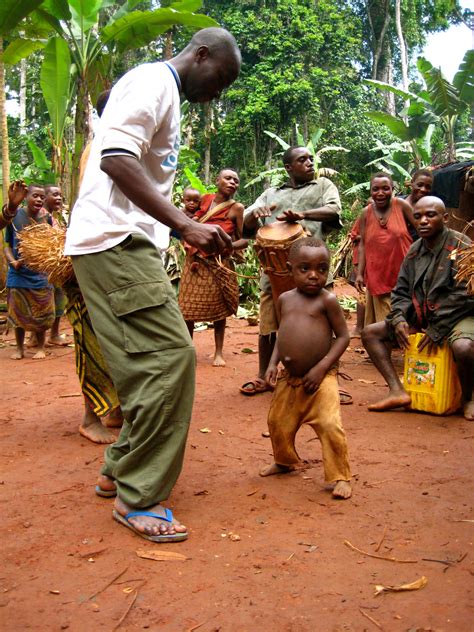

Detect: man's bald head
188,27,241,67
413,195,446,213
171,27,241,104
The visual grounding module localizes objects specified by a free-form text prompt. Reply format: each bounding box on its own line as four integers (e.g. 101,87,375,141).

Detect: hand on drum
277,209,304,223
251,204,276,220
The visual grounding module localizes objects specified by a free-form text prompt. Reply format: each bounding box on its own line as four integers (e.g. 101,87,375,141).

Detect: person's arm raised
100,155,232,255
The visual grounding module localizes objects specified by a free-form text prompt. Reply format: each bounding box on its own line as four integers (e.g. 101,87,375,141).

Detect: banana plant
0,0,217,200
364,49,473,166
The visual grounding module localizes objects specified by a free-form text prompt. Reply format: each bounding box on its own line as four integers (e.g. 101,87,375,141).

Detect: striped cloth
7,287,55,331
64,283,120,417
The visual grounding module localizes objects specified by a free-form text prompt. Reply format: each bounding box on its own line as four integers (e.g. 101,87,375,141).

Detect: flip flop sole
239,381,271,396
112,509,188,543
95,485,117,498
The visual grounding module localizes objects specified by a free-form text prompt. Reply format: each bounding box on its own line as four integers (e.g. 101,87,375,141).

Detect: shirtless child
260,237,352,499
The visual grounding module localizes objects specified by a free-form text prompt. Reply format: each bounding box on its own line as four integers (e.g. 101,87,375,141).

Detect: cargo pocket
108,281,173,353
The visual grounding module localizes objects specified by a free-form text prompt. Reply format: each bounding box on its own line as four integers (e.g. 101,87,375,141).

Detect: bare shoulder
321,289,344,312
229,201,244,216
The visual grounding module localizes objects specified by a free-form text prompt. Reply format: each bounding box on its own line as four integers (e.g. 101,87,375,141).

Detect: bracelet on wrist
2,204,16,220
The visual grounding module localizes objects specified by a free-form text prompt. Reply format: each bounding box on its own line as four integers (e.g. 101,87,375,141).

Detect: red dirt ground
1,285,473,631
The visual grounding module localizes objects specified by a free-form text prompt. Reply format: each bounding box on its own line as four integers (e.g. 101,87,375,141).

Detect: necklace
371,201,391,227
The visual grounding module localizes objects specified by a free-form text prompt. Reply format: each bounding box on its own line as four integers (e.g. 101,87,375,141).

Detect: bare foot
368,391,411,411
26,334,38,348
332,480,352,499
97,474,116,494
349,327,361,339
259,463,293,477
10,349,24,360
79,420,116,444
32,349,47,359
114,497,187,536
48,334,69,346
103,407,124,428
464,401,474,421
212,353,226,367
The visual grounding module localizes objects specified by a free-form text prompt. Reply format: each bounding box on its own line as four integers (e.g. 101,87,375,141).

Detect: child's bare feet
79,407,116,443
349,326,361,339
332,480,352,499
103,407,124,428
368,389,411,411
32,349,47,359
212,352,226,367
11,349,24,360
464,401,474,421
259,463,293,477
114,497,187,536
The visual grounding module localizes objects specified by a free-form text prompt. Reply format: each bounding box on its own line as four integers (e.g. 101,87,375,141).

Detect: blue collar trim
164,62,181,92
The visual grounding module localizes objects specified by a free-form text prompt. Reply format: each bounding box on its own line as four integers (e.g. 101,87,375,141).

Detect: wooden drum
255,221,306,302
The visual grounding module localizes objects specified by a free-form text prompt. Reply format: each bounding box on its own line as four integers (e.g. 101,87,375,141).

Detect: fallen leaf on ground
194,490,209,496
199,428,211,433
136,549,187,562
123,587,135,594
358,379,376,384
229,533,241,541
240,347,256,353
374,576,428,596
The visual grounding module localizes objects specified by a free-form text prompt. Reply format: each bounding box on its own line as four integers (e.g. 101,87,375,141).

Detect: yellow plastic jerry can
403,333,462,415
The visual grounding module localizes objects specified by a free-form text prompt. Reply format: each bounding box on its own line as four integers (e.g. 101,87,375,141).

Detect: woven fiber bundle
17,223,74,287
455,245,474,295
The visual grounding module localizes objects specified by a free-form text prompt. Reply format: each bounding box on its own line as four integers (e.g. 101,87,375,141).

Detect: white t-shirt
64,62,180,255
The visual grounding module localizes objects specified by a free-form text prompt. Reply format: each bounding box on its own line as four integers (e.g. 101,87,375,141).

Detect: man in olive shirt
241,146,342,395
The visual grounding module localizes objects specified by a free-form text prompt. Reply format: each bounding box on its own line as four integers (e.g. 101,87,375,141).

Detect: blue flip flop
95,484,117,498
112,508,188,543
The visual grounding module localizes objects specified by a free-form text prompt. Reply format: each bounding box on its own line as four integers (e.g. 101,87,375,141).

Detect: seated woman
178,168,247,366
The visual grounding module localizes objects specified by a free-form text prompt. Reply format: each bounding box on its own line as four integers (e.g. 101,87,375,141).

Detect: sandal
339,390,353,405
239,379,272,396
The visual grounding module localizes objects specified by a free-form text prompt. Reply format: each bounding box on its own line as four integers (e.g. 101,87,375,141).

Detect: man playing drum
241,146,342,396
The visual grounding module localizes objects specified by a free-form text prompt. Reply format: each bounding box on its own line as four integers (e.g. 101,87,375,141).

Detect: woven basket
17,223,74,287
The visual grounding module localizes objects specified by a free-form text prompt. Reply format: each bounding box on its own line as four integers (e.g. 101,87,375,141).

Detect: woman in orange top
355,173,415,326
179,169,247,366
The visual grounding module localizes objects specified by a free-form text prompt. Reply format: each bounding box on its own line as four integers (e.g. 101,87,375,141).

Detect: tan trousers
364,291,391,327
267,369,351,482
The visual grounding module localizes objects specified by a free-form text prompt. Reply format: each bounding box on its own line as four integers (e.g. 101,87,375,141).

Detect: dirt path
1,290,473,631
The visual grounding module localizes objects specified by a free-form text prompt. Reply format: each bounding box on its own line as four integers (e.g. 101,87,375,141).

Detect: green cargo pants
72,233,195,508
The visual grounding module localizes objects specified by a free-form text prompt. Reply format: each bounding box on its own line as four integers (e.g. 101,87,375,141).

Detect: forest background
0,0,473,297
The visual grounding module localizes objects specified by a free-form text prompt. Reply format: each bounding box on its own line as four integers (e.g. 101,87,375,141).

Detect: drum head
257,221,304,243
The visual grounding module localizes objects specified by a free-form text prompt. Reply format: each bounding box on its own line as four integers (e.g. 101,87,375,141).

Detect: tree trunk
70,76,92,208
20,58,27,135
203,102,212,185
164,31,173,60
368,0,391,81
0,37,10,288
394,0,408,93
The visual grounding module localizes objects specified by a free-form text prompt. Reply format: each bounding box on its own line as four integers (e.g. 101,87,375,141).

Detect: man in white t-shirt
64,27,241,543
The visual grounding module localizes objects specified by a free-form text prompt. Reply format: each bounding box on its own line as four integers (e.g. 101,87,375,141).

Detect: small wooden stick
112,588,138,631
344,540,418,563
88,566,129,601
375,525,387,552
359,608,383,630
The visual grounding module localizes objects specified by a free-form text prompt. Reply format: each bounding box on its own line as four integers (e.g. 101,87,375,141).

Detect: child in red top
355,173,415,326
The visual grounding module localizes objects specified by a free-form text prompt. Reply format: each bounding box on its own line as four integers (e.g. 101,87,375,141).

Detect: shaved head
414,195,446,213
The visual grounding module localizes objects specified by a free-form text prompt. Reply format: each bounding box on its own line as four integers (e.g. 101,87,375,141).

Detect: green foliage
40,37,71,146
